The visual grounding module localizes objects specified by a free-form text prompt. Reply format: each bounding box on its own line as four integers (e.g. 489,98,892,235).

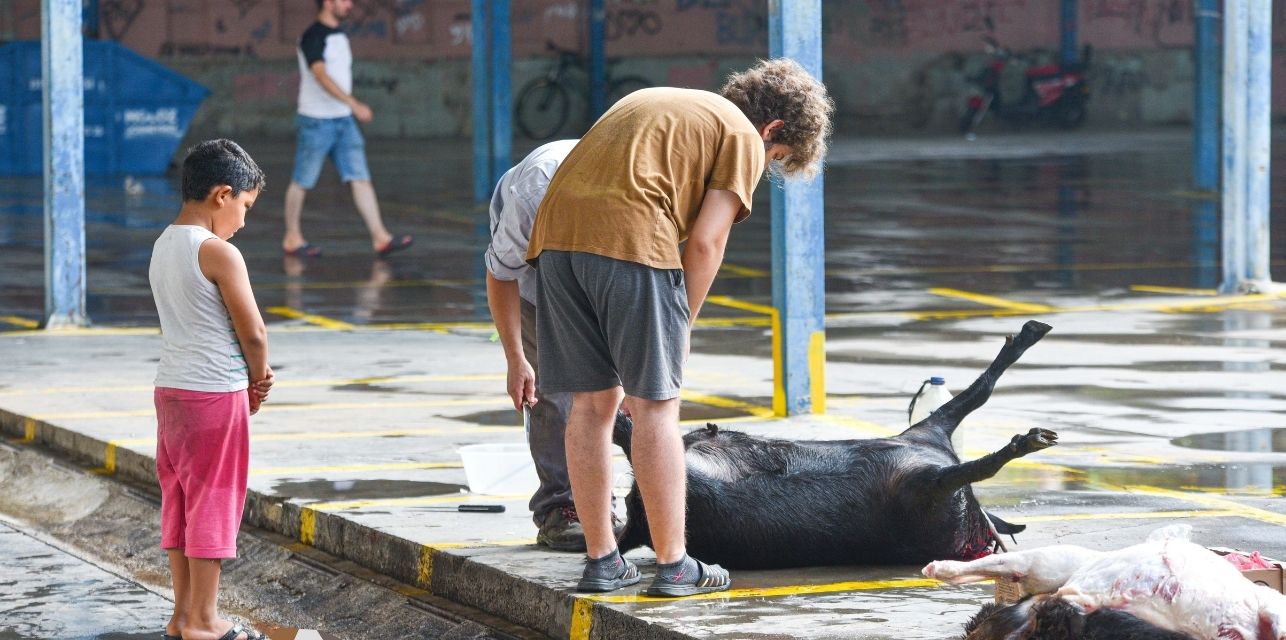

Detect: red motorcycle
959,33,1092,136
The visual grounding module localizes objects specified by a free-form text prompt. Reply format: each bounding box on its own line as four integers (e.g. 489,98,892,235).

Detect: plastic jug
909,377,962,453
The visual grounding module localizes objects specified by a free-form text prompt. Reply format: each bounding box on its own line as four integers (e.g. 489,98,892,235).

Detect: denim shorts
290,114,371,188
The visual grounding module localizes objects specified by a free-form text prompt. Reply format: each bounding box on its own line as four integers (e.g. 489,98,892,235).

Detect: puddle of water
447,409,524,427
1172,428,1286,453
272,479,467,501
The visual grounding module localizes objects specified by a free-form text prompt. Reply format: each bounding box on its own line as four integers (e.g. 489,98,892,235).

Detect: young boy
150,139,273,640
526,59,833,595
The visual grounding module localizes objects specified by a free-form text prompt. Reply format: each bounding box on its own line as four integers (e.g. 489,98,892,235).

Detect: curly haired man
525,58,833,596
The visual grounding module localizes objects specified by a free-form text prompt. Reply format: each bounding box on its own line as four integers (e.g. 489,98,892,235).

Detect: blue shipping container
0,41,209,176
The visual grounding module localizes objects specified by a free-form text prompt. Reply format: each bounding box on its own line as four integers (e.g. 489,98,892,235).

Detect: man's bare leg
282,181,310,252
624,395,685,563
566,387,624,559
349,180,393,251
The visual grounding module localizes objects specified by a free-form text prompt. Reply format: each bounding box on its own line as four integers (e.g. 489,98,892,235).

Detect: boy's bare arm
309,61,372,122
199,239,270,394
681,189,742,322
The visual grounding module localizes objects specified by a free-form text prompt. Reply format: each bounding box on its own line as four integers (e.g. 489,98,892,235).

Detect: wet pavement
2,128,1286,639
0,518,173,640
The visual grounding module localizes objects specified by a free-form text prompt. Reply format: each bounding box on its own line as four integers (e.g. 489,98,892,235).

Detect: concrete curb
0,408,686,640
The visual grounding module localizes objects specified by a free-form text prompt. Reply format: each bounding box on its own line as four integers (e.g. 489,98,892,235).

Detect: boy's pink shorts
154,386,249,559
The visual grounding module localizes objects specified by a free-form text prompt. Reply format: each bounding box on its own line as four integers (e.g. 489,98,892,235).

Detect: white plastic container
909,377,963,453
458,443,539,495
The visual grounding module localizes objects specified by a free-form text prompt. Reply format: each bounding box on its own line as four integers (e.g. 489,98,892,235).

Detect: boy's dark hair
181,139,266,202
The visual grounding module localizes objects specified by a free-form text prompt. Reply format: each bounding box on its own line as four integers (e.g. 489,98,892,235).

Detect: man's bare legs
622,395,685,563
281,179,393,253
566,387,623,559
350,180,393,252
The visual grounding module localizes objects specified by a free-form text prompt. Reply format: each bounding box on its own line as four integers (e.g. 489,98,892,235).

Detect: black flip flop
376,234,414,258
216,623,266,640
162,634,182,640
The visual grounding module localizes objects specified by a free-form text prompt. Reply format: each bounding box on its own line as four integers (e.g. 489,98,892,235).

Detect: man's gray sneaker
576,548,641,593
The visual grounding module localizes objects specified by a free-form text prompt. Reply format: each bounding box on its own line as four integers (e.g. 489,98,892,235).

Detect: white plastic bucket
458,443,539,495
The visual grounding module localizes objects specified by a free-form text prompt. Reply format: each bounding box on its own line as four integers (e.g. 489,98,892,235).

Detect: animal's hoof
1020,428,1058,451
922,561,940,578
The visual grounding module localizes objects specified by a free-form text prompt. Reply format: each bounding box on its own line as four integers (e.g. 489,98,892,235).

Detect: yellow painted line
679,390,775,418
809,330,826,414
584,577,941,603
0,373,506,397
306,493,528,513
719,263,768,278
692,316,772,328
815,413,898,437
33,397,511,421
0,315,38,329
570,598,593,640
1130,285,1218,296
300,508,317,545
266,306,356,330
705,295,776,316
0,326,161,337
928,288,1055,313
366,321,496,332
432,538,536,549
250,461,462,476
1122,485,1286,527
417,546,434,590
14,418,35,444
1015,509,1241,524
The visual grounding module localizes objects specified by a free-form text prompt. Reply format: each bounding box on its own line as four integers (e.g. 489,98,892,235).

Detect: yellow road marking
267,306,356,330
300,508,316,545
431,538,535,549
417,546,434,590
928,288,1056,313
680,390,775,418
705,295,776,316
250,461,462,476
1121,485,1286,527
1130,285,1218,296
809,330,826,414
0,315,38,329
14,418,35,444
33,397,512,420
306,493,528,513
584,577,941,603
1015,509,1241,523
0,373,506,397
719,263,769,277
570,599,593,640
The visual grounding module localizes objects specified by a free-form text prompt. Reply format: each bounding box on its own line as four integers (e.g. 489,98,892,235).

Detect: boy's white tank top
149,225,248,392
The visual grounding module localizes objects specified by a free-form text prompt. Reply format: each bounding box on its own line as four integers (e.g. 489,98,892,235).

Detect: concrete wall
4,0,1286,137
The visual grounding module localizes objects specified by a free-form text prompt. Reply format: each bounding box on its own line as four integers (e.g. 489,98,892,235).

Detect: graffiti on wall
102,0,145,40
1084,0,1191,47
865,0,1030,48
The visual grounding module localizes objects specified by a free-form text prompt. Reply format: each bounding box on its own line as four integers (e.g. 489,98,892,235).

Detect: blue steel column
588,0,607,120
1059,0,1078,66
42,0,88,328
768,0,825,416
490,0,512,183
471,0,491,202
1220,0,1246,292
1244,1,1271,285
1193,0,1219,194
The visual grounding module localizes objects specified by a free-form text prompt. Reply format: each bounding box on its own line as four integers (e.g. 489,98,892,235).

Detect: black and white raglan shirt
296,22,353,119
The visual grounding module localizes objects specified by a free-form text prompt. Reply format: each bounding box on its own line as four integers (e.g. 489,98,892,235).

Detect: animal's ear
705,423,719,434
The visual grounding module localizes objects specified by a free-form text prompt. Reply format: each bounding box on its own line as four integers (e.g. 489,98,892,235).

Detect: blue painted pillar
490,0,512,184
1193,0,1219,194
588,0,607,120
472,0,511,202
471,0,490,202
1220,0,1274,292
768,0,825,416
43,0,88,328
1059,0,1078,66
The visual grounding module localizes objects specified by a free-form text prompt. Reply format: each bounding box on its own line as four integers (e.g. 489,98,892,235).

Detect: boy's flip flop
216,623,266,640
284,243,322,257
161,634,182,640
376,234,414,258
644,557,731,597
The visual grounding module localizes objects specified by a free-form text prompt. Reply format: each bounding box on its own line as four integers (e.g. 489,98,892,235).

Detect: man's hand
507,357,538,411
351,100,373,123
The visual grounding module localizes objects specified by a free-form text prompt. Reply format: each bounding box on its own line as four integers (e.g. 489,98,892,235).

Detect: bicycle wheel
607,76,651,108
516,79,571,140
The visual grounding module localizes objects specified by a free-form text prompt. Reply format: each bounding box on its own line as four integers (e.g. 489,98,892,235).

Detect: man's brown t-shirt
526,87,766,269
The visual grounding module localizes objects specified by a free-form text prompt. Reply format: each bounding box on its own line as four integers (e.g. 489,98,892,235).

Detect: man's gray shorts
536,250,689,401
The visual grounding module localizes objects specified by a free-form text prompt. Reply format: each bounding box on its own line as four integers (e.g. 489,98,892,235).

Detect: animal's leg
933,428,1057,490
911,320,1051,438
926,545,1096,594
923,553,1041,585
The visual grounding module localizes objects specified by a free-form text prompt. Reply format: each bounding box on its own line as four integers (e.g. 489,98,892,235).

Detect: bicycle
515,40,652,140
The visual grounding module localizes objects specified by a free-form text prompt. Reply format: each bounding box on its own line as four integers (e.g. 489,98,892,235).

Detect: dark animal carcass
960,597,1197,640
613,320,1056,569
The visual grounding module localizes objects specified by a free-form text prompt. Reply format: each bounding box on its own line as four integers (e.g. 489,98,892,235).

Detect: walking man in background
485,139,625,551
282,0,412,258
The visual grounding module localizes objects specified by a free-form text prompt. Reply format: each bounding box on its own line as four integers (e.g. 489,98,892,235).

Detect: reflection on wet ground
986,460,1285,496
1173,427,1285,453
0,521,174,640
270,479,467,501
